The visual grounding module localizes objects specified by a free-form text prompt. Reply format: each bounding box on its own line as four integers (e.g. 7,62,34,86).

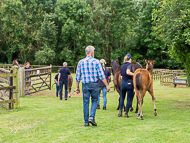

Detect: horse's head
12,59,19,67
110,59,120,76
145,60,155,74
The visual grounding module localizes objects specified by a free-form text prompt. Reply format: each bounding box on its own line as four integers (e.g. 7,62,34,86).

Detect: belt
91,81,98,83
82,81,98,84
123,79,133,81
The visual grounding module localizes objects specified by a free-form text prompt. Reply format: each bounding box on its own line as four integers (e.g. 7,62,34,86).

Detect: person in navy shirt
58,62,71,100
54,70,59,97
118,54,134,118
97,59,111,110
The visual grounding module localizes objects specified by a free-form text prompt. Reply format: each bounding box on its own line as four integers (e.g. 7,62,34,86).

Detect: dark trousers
56,82,59,97
120,80,134,113
59,80,68,100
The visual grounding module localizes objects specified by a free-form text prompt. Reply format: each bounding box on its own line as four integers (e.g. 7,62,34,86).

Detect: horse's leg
117,89,125,111
148,87,157,116
135,95,138,113
117,96,120,110
136,90,141,119
129,91,135,112
116,87,121,110
68,87,71,98
139,90,146,120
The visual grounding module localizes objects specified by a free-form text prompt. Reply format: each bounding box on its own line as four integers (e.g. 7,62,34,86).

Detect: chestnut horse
111,60,142,111
67,75,73,97
133,60,157,120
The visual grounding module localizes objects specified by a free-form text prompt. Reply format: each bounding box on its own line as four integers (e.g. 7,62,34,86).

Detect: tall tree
153,0,190,82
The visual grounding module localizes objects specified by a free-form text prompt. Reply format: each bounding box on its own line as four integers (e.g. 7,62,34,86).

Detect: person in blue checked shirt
75,45,110,127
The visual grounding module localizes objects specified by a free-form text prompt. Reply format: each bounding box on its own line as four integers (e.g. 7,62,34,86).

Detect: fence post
13,66,20,109
50,64,52,90
9,70,13,109
19,67,25,97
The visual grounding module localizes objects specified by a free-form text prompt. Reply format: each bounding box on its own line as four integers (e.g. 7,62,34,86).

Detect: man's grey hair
85,45,95,55
63,62,67,66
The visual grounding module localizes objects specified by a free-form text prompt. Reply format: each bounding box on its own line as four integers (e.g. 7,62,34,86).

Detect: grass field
0,73,190,143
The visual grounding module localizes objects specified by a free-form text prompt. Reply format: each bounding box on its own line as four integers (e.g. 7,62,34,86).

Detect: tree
153,0,190,82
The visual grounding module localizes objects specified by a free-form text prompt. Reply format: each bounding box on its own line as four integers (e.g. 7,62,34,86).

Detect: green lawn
0,73,190,143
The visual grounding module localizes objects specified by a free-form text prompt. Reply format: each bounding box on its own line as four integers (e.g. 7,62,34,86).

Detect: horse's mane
131,62,143,73
111,60,121,76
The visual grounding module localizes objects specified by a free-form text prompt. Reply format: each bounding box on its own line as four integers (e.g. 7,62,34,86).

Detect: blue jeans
120,80,134,113
56,82,59,97
59,80,68,100
82,83,99,124
97,87,107,107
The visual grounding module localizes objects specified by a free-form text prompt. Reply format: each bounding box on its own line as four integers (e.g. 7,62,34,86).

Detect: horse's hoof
141,117,144,120
135,110,138,113
130,107,134,112
154,112,157,116
137,116,140,119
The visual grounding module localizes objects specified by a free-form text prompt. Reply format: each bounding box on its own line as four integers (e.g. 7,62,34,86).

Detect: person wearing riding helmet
118,54,134,118
97,59,111,110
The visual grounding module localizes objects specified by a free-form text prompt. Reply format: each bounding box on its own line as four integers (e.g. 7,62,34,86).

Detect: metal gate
25,65,52,95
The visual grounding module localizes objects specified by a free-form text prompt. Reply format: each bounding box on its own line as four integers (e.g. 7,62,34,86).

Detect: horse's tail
135,73,142,90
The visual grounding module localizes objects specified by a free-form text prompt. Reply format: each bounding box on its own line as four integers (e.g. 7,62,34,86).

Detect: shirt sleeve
108,68,111,77
68,69,71,75
127,64,133,72
75,61,81,82
96,61,105,80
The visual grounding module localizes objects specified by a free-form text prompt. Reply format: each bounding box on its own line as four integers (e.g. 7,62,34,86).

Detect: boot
103,106,106,110
96,104,100,109
125,112,129,118
118,110,122,117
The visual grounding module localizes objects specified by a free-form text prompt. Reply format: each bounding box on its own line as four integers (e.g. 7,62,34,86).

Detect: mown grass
0,73,190,143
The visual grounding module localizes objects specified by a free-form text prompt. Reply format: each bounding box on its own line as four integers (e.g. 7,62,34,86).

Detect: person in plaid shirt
75,45,110,127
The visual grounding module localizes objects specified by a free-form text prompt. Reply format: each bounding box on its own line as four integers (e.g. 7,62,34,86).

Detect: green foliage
35,44,55,64
0,0,189,72
153,0,190,82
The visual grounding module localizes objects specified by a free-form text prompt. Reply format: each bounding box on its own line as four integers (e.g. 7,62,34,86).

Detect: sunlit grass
0,74,190,143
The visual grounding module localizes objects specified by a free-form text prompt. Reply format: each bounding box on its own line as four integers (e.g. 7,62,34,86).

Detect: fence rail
0,68,19,110
25,65,52,95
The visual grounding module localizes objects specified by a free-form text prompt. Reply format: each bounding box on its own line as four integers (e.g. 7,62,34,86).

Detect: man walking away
58,62,71,100
75,45,110,127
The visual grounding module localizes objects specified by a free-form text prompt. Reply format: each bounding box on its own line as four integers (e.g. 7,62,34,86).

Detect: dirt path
27,92,83,97
164,83,188,87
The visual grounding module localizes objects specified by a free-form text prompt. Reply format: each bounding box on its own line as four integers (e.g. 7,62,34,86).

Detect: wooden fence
25,65,52,95
0,64,107,73
160,70,187,86
0,67,20,109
